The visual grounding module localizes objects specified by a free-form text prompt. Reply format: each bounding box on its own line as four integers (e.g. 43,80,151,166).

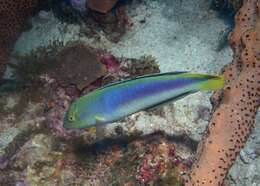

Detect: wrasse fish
64,72,224,129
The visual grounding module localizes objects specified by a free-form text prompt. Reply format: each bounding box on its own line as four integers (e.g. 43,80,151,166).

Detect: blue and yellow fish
64,72,224,129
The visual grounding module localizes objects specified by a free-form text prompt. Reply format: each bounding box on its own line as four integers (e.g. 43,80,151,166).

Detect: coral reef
87,0,119,13
186,0,260,185
1,0,247,185
135,138,185,185
0,45,163,185
107,134,188,185
2,41,159,143
1,133,89,185
1,133,190,185
0,46,192,185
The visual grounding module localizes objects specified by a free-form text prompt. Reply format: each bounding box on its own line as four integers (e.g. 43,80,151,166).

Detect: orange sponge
87,0,119,13
186,0,260,185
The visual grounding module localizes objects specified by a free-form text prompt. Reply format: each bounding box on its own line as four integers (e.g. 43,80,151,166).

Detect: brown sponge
0,0,39,77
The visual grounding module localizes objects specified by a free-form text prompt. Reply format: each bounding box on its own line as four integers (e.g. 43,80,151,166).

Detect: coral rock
12,134,55,169
186,0,260,185
87,0,119,13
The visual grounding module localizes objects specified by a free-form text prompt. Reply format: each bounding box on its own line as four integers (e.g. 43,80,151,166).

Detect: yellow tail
200,75,225,90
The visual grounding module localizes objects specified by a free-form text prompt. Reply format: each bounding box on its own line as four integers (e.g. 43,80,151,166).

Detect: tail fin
199,75,225,90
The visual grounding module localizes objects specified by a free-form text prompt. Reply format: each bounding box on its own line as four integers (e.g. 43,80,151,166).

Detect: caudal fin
199,75,225,90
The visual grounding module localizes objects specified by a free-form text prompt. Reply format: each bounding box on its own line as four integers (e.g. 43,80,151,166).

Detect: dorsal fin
97,71,188,90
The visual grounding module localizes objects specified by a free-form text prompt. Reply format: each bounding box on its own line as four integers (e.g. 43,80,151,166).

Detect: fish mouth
63,118,91,129
63,113,77,129
63,120,75,129
63,124,74,129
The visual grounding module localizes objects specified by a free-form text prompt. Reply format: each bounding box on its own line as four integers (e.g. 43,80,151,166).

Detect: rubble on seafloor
0,132,192,185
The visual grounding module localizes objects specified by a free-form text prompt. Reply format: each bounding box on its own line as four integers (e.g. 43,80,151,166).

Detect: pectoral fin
94,115,106,141
95,114,106,122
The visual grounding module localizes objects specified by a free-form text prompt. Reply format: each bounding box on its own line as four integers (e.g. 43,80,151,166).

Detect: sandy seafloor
2,0,259,185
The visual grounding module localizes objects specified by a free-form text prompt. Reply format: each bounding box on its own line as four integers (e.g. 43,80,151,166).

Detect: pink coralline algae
45,85,82,140
100,53,129,77
136,139,185,185
101,53,121,73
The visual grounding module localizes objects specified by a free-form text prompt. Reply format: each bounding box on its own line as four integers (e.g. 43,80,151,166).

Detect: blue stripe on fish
102,77,208,109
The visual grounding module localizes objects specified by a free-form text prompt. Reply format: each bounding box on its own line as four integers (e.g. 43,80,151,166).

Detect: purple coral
0,155,8,170
100,53,129,77
70,0,87,12
45,86,81,139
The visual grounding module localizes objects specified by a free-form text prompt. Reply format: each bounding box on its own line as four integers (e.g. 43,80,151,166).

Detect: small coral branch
186,0,260,185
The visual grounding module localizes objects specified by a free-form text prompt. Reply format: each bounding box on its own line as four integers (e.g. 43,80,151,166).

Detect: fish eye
67,103,78,122
68,114,76,122
68,115,74,121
